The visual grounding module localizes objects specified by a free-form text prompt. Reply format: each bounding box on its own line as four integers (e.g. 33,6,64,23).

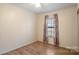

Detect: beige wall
36,6,78,51
77,4,79,9
0,4,36,54
77,4,79,51
77,13,79,51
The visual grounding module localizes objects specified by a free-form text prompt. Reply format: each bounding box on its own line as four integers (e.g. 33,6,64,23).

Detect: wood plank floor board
3,41,79,55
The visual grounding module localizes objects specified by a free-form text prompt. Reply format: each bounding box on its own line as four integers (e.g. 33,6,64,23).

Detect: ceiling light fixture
32,3,41,8
35,3,41,8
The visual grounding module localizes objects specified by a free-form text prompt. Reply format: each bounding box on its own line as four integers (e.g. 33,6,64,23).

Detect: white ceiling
12,3,77,14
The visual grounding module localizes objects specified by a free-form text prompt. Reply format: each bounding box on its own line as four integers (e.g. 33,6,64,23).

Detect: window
46,17,56,38
44,14,59,46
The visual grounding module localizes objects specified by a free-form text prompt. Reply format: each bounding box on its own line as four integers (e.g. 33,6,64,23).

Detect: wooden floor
3,41,79,55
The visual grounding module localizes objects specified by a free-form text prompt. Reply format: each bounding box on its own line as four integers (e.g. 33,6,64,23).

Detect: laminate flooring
3,41,79,55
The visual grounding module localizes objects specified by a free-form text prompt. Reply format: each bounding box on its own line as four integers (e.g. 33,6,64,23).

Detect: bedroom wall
77,3,79,51
36,6,78,51
0,4,36,54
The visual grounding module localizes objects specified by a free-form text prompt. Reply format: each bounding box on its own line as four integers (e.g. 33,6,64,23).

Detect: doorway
43,14,59,46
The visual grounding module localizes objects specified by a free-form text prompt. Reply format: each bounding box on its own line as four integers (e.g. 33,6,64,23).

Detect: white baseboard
0,40,37,54
59,45,79,52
